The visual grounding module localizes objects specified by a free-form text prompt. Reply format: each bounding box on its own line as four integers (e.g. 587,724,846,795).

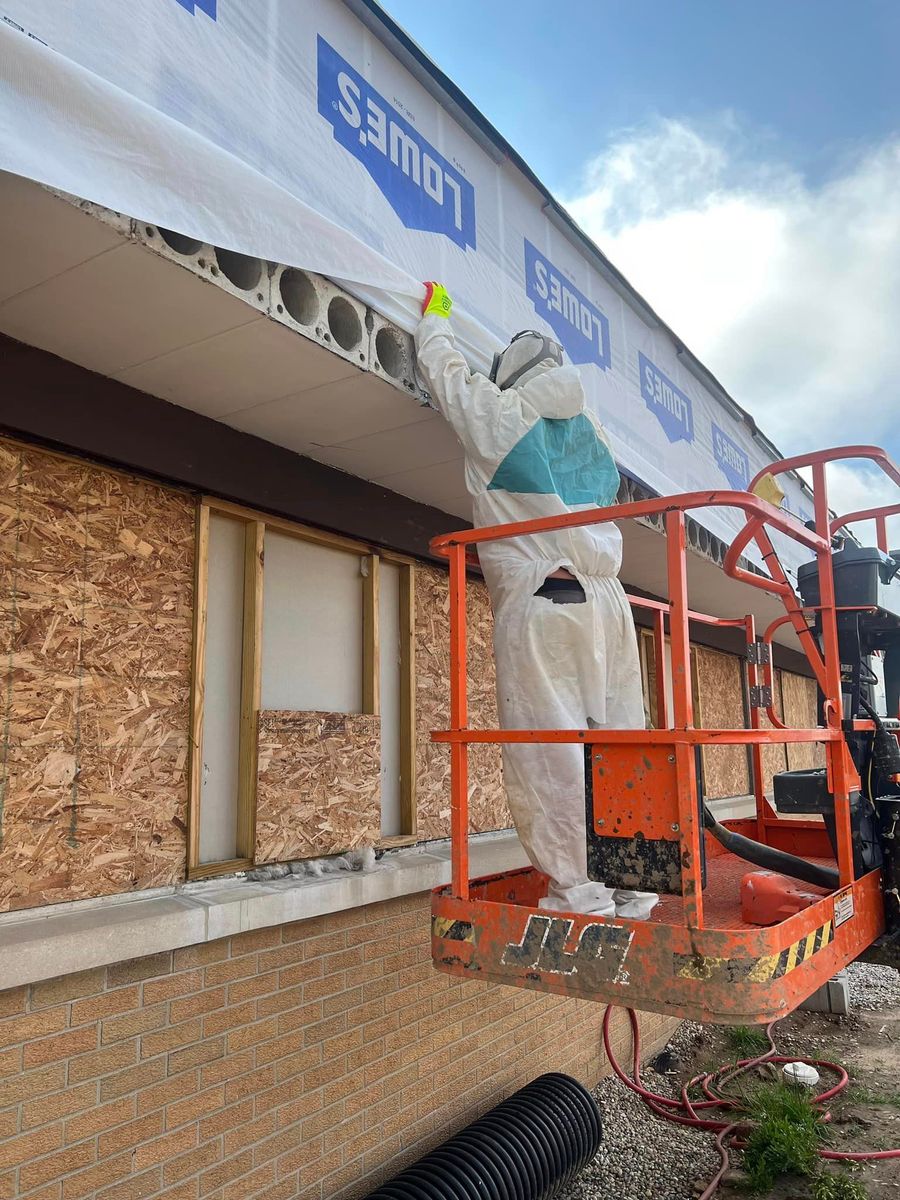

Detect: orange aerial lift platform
429,446,900,1025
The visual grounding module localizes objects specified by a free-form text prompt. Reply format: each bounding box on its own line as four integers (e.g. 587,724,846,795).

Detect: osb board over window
693,646,750,799
758,669,788,793
782,671,825,771
414,565,510,840
256,711,381,863
0,438,193,912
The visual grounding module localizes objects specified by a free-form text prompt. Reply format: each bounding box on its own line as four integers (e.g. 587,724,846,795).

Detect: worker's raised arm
414,283,523,468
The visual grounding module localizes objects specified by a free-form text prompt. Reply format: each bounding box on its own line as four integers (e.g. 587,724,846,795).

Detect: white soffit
227,372,435,457
0,239,260,377
622,522,796,651
0,173,801,646
0,173,127,302
0,172,461,508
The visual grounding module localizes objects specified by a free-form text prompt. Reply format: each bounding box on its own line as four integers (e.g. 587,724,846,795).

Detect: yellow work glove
422,281,453,318
752,472,785,507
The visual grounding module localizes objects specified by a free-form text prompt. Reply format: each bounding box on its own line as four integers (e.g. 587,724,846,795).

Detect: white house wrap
0,0,812,568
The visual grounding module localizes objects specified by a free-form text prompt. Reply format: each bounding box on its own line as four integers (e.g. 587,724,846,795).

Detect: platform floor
650,850,835,930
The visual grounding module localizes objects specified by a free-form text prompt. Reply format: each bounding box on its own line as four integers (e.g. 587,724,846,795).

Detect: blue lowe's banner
317,37,476,252
174,0,216,16
524,240,611,371
712,422,750,490
639,353,694,444
0,0,815,574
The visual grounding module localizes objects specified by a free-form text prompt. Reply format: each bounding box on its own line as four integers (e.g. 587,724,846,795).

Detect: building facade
0,7,822,1187
0,340,818,1198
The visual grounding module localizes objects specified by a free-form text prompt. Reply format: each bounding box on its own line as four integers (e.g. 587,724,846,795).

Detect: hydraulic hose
859,696,900,778
702,805,839,891
602,1006,900,1200
884,642,900,722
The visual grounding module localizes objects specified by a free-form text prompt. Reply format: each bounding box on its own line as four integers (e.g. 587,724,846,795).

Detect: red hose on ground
602,1006,900,1200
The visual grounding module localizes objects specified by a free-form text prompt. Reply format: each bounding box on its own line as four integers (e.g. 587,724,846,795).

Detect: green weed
848,1085,900,1111
724,1025,770,1060
811,1171,868,1200
742,1082,824,1193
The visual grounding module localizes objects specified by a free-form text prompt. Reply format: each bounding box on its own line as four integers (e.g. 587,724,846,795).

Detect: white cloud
564,118,900,542
807,461,900,544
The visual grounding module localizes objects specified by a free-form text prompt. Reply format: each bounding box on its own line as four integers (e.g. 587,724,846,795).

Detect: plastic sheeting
0,1,813,569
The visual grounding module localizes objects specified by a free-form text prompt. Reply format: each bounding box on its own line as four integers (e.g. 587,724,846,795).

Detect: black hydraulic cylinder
876,796,900,935
885,643,900,721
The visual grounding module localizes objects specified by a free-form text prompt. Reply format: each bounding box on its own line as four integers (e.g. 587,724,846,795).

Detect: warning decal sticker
833,887,855,928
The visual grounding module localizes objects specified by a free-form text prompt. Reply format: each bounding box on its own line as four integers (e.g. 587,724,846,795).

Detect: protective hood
494,332,562,390
517,365,586,419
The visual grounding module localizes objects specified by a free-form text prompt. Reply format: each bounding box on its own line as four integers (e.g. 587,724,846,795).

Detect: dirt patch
694,966,900,1200
561,962,900,1200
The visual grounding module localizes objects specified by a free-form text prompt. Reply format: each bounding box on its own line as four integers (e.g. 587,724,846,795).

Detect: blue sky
386,1,900,526
385,1,900,195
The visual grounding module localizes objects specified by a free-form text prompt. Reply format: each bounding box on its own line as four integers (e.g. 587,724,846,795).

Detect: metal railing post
448,543,470,899
665,510,704,929
812,463,855,886
744,614,768,843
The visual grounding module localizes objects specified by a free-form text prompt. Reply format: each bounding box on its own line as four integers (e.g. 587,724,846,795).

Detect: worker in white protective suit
415,283,657,920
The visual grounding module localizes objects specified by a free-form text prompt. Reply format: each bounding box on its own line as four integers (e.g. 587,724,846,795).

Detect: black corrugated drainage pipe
362,1072,601,1199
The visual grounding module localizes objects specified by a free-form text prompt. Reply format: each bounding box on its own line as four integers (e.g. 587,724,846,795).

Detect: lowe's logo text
524,241,610,370
639,353,693,444
174,0,216,16
712,422,750,490
317,37,476,251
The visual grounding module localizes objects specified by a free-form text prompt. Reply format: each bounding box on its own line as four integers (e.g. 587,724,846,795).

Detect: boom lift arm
430,446,900,1024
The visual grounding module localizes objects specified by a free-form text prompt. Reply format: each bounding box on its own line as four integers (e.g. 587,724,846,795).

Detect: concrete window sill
0,832,529,991
0,795,757,992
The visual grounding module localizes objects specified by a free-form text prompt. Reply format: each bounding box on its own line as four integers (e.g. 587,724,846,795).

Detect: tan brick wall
0,894,677,1200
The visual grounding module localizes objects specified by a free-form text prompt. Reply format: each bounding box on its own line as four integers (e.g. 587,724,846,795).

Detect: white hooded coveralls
415,314,657,919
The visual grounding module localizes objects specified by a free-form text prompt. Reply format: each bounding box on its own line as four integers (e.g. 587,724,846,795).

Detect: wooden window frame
188,496,417,879
638,628,700,730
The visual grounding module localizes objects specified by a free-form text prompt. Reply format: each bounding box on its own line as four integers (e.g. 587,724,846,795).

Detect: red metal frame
430,448,899,1023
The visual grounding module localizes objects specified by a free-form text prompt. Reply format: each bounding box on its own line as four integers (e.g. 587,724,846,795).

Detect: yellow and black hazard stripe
431,916,475,944
760,919,835,981
674,919,834,983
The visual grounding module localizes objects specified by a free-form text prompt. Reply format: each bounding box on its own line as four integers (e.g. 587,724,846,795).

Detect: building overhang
0,172,804,657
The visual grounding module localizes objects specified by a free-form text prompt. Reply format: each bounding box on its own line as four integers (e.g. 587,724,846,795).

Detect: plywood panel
641,633,693,730
694,646,750,799
640,630,661,729
255,711,381,863
758,670,789,794
0,438,193,912
782,671,825,771
414,565,509,840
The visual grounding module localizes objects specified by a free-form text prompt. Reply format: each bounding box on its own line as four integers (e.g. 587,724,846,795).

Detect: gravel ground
560,962,900,1200
843,960,900,1010
559,1022,720,1200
